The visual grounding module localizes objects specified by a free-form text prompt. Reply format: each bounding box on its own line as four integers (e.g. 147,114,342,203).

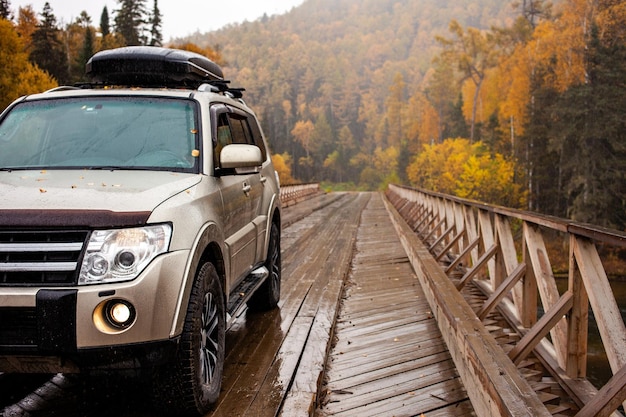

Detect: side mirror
219,144,263,170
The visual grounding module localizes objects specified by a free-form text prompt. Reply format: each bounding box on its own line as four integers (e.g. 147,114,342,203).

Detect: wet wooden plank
320,194,474,417
324,362,461,413
213,193,369,416
325,378,470,417
280,193,370,415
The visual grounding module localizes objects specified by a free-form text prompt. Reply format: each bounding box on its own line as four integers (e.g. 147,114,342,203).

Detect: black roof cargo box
86,46,224,87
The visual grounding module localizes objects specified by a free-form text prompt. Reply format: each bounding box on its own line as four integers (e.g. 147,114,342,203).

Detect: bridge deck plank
318,193,474,417
214,193,370,416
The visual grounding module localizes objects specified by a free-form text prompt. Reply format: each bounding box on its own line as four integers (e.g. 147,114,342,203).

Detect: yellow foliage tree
0,18,56,111
16,6,37,54
291,120,315,158
496,41,532,138
407,138,525,207
436,20,499,141
271,152,296,185
405,92,440,153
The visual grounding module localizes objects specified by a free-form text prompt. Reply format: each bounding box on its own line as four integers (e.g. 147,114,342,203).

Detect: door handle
242,183,251,194
260,175,267,184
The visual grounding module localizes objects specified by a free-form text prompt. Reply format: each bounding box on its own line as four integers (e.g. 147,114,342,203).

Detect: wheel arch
262,196,281,258
170,222,227,337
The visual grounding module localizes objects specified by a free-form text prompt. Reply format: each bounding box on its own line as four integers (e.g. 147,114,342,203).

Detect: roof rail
44,86,82,93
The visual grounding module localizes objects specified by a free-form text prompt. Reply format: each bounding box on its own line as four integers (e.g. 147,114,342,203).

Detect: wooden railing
280,183,321,207
386,183,626,417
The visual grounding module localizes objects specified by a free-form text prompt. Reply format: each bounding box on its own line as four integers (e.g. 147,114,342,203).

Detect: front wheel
153,262,225,416
247,222,281,311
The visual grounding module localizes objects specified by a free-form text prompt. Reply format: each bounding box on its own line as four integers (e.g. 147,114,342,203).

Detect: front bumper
0,250,190,372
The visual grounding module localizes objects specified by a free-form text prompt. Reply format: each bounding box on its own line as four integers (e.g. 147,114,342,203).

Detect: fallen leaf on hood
39,188,47,193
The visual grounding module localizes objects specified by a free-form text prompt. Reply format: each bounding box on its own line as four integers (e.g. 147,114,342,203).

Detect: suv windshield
0,96,199,172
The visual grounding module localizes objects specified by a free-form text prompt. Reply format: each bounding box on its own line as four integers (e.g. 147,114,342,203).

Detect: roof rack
85,46,234,91
199,81,246,99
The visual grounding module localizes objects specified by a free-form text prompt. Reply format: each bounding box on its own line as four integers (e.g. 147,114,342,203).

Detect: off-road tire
247,222,281,311
153,262,225,416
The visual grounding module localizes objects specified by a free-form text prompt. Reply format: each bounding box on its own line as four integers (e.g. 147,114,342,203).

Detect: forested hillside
189,0,516,185
1,0,625,229
191,0,624,230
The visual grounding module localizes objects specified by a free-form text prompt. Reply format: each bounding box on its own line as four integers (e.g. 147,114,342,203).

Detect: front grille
0,231,88,285
0,307,37,346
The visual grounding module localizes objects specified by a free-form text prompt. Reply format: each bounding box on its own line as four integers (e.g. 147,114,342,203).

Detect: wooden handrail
279,183,320,207
387,183,626,417
383,194,551,417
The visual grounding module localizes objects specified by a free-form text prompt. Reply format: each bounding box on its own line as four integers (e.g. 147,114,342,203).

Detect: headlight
78,224,172,285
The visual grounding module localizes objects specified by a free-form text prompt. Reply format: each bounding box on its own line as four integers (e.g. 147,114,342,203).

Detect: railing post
572,237,626,382
567,234,589,379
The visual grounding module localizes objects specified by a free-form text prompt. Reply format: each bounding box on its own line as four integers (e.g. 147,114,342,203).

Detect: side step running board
226,266,269,326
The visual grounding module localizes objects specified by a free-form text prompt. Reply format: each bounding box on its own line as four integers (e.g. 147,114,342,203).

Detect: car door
211,105,261,287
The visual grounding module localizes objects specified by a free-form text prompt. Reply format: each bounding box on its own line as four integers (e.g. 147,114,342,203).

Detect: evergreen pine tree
550,23,626,228
0,0,12,19
149,0,162,46
100,6,110,37
79,25,94,78
114,0,147,46
30,2,68,84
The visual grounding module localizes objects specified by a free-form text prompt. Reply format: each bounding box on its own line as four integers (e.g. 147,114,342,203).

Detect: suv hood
0,170,201,213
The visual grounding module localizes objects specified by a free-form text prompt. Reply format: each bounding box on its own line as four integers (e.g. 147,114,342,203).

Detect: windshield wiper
85,166,129,171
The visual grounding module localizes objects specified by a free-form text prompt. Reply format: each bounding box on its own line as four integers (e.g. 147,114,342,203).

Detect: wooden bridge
2,184,625,417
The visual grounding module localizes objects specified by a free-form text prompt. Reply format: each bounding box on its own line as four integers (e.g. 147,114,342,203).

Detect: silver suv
0,46,281,415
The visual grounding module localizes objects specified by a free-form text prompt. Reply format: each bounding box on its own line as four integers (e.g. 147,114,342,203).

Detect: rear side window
247,116,268,162
211,105,268,168
228,114,252,145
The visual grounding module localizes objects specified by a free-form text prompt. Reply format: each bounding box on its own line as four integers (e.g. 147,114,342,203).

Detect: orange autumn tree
436,20,499,142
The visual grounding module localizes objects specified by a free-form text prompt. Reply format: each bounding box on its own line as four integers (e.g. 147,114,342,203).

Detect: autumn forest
1,0,625,229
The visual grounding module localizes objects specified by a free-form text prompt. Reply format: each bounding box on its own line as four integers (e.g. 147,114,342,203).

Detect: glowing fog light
105,300,136,328
111,303,131,323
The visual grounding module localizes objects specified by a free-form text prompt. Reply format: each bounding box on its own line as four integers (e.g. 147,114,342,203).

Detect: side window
227,114,252,145
214,113,232,167
247,117,268,162
212,106,267,169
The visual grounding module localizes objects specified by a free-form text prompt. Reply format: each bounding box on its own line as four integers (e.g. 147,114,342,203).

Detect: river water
555,278,626,388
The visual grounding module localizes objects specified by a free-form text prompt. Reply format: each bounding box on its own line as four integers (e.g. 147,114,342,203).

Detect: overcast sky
10,0,305,40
